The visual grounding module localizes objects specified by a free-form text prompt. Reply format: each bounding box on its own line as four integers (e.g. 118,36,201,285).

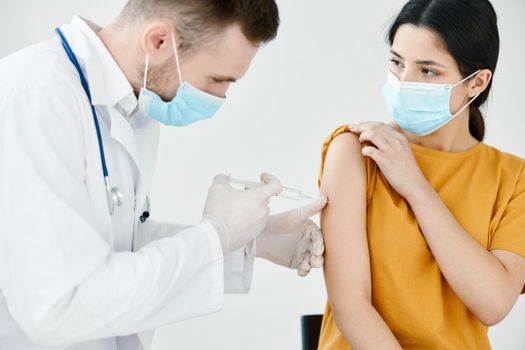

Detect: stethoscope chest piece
111,187,124,207
105,176,124,216
106,187,124,216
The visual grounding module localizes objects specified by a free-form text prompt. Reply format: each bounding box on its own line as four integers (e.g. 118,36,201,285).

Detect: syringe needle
230,178,316,201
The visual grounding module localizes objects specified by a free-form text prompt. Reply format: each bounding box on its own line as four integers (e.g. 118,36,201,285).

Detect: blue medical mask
382,70,480,136
138,33,225,126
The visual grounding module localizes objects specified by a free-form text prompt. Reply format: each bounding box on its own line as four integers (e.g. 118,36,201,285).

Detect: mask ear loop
171,32,184,84
143,31,182,90
452,92,481,117
143,54,150,90
452,69,481,88
451,69,482,117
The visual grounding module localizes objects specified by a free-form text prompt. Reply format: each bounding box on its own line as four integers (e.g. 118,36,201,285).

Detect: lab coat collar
57,17,143,172
59,16,137,113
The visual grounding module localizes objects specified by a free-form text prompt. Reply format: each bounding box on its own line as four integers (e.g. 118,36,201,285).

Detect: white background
1,1,524,349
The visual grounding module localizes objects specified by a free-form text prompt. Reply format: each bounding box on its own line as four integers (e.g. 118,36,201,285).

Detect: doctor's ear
141,20,177,62
468,69,492,98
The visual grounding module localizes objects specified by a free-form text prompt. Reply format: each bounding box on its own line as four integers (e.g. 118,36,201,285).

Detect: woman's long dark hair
387,0,500,141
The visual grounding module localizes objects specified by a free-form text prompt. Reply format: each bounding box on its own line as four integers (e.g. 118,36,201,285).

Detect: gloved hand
255,196,328,276
203,173,283,254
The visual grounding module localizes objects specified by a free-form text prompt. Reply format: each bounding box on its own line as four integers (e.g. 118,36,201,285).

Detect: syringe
230,178,316,201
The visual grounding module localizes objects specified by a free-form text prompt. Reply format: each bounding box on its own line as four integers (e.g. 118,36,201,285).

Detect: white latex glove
255,196,328,276
203,173,283,254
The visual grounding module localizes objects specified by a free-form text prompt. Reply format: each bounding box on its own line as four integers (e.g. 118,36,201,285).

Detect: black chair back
301,314,324,350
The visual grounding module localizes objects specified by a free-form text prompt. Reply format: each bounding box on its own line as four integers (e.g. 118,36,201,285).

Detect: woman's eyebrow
390,50,446,67
415,59,446,67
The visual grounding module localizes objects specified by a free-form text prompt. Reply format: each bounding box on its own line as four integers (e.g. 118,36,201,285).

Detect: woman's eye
390,59,402,67
422,68,438,77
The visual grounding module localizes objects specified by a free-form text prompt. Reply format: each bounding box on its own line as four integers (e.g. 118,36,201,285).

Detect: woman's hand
348,122,430,201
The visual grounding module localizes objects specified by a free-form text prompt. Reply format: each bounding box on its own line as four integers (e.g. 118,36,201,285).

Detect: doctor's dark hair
120,0,279,53
387,0,500,141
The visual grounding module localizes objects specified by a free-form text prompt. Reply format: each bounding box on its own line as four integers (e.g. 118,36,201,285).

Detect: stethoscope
55,28,150,222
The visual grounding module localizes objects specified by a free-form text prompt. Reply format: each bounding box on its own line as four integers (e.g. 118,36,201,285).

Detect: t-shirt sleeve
489,163,525,259
318,124,377,202
318,125,352,187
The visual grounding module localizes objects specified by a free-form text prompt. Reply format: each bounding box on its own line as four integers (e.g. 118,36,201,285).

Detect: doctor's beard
136,57,180,102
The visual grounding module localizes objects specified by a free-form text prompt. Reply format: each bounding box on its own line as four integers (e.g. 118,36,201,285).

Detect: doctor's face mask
138,32,225,127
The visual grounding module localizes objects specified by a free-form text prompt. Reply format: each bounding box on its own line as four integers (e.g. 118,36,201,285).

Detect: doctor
0,0,327,349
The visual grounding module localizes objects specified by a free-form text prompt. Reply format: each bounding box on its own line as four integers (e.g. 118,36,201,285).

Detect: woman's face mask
382,69,481,136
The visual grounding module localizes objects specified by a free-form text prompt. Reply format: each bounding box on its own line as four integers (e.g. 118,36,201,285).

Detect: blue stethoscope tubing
55,27,121,216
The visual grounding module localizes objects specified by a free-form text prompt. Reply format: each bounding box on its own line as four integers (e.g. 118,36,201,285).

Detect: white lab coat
0,16,254,350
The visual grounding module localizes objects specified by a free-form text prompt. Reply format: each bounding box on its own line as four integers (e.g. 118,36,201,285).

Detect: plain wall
1,1,524,349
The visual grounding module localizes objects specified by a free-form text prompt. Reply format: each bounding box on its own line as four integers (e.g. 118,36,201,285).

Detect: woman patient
317,0,525,349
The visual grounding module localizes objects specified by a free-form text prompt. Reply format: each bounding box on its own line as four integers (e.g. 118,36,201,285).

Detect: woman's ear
468,69,492,98
140,19,176,63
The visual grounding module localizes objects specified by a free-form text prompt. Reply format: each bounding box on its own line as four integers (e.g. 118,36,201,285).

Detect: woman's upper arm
320,132,370,306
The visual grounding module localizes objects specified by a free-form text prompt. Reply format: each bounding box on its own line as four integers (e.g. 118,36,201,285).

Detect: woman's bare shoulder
327,132,362,158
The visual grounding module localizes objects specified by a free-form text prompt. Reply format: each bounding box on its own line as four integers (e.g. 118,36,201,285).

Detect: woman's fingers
362,146,384,164
358,129,392,152
350,122,407,152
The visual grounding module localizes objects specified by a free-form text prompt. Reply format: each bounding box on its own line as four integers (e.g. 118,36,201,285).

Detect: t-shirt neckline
409,141,485,159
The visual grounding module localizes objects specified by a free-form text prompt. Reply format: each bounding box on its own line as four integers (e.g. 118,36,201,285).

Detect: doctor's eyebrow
212,75,237,83
390,49,446,67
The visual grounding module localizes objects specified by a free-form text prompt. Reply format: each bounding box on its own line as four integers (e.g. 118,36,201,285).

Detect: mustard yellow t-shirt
317,125,525,350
